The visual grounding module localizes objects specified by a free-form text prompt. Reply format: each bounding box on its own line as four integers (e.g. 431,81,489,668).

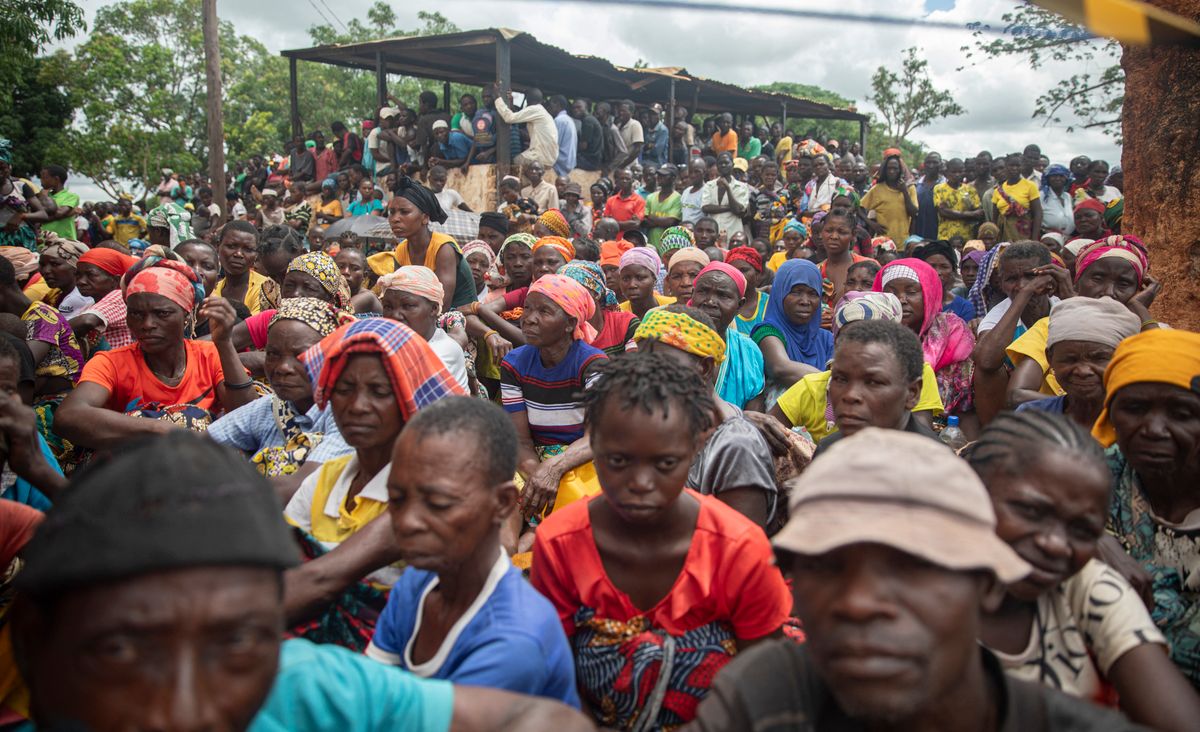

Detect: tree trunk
1121,0,1200,329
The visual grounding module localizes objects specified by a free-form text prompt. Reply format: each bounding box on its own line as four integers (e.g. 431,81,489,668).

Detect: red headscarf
79,248,137,277
726,246,763,273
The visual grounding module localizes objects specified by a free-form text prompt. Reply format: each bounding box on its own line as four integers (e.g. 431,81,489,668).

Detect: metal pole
201,0,226,219
496,36,512,176
668,78,676,161
289,57,301,141
858,118,866,157
443,81,452,115
781,102,788,132
375,51,387,111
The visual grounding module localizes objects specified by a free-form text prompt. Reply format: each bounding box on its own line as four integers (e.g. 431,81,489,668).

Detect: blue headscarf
755,259,833,368
1041,163,1071,198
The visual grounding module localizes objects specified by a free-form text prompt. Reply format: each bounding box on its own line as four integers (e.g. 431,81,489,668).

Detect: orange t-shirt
711,130,738,155
79,340,229,413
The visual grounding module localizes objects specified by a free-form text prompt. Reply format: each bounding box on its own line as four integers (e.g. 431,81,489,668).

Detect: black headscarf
393,175,448,224
913,240,959,268
478,211,509,235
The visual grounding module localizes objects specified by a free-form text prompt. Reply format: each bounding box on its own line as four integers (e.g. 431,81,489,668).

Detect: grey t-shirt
687,403,777,524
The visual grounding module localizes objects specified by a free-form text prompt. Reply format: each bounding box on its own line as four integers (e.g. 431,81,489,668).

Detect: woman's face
1074,209,1104,238
1089,162,1109,188
501,244,533,288
178,243,220,295
75,263,121,300
844,265,877,294
986,450,1110,602
330,353,404,451
219,230,258,277
883,277,925,333
39,254,75,291
465,252,490,293
729,260,760,292
924,254,956,293
387,196,428,240
1047,340,1114,403
619,265,656,302
980,230,998,249
960,259,979,290
1109,382,1200,481
126,293,187,355
1075,257,1138,303
520,291,573,348
665,260,703,301
884,158,901,183
821,219,853,257
335,249,366,293
359,180,374,200
782,283,820,326
281,271,331,302
589,398,698,527
782,229,805,254
264,319,322,406
590,186,607,209
381,289,438,339
531,247,568,283
690,272,741,331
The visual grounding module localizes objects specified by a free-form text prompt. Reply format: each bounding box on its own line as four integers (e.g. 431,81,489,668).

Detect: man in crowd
642,106,669,166
25,164,80,241
572,99,604,171
310,130,338,183
101,194,147,246
615,100,644,169
702,151,749,242
546,95,578,178
493,86,558,172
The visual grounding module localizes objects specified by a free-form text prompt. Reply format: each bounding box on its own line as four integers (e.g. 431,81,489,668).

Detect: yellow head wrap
633,309,726,365
1093,329,1200,447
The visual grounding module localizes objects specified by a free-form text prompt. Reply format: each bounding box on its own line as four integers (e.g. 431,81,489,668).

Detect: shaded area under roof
280,28,867,122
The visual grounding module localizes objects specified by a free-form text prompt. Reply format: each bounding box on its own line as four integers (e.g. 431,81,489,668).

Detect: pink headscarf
124,259,204,313
618,247,661,277
378,266,445,314
693,261,747,298
1073,234,1148,283
872,257,974,373
528,274,598,344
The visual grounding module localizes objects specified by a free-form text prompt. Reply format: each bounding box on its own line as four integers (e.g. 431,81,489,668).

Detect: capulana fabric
393,176,448,224
1073,234,1149,283
270,296,353,338
286,251,353,310
537,209,571,238
559,261,618,310
123,257,205,312
527,273,598,344
533,235,575,262
39,236,88,268
726,246,762,273
1092,329,1200,447
832,291,903,337
499,232,537,261
1045,296,1141,351
378,265,445,313
146,203,193,246
17,431,299,594
634,308,726,365
301,317,465,413
460,239,495,269
619,246,661,276
656,225,695,256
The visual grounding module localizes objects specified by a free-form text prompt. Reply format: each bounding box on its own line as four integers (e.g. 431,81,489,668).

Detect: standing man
572,99,604,172
913,151,944,241
100,194,147,246
595,101,627,173
934,158,983,242
701,152,749,243
1022,143,1042,183
605,167,645,241
521,161,558,215
642,107,669,166
27,164,80,241
493,86,558,172
310,130,338,183
615,100,644,170
288,135,316,184
546,95,577,178
680,157,707,226
711,114,738,156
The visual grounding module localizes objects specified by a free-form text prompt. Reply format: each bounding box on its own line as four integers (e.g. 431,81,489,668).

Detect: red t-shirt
530,490,792,638
604,193,646,241
591,309,639,358
79,340,231,414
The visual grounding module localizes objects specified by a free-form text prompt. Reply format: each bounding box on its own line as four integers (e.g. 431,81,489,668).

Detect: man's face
694,219,718,247
718,115,731,133
852,163,868,183
434,127,448,144
786,544,993,724
647,110,660,127
460,95,477,117
1070,156,1090,179
716,153,734,178
617,103,632,124
20,566,282,731
923,154,942,178
117,199,132,215
615,168,633,194
813,156,829,178
428,168,447,192
571,100,587,119
313,132,325,149
525,162,544,185
999,256,1044,299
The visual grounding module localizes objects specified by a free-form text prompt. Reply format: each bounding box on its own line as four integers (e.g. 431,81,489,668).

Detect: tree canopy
868,47,964,147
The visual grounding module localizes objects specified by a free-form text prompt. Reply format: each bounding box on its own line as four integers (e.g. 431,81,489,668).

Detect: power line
317,0,351,34
303,0,339,32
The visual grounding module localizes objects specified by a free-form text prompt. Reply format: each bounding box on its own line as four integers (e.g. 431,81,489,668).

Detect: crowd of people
0,77,1196,732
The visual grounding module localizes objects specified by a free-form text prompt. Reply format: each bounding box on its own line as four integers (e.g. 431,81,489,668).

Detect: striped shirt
500,341,606,447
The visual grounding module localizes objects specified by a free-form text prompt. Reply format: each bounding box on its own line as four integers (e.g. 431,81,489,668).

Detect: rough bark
1121,0,1200,329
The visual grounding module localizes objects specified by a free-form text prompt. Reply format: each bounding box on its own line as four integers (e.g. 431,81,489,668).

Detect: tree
366,1,397,35
961,5,1121,140
868,47,964,146
0,52,74,178
0,0,85,89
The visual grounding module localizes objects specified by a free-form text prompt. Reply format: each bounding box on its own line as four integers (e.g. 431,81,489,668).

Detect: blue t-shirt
439,130,472,162
500,340,606,447
368,560,579,708
942,295,976,323
1015,395,1067,415
0,434,62,511
250,639,454,732
347,198,383,217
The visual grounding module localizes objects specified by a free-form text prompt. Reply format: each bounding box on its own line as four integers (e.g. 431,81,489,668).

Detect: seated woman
378,266,469,391
970,410,1200,730
531,351,793,730
367,176,476,310
618,247,673,319
558,261,639,358
752,259,831,405
36,236,92,318
500,275,607,551
461,239,496,302
234,251,353,353
465,235,573,344
175,239,220,295
1094,329,1200,688
770,291,944,443
913,240,975,322
1011,297,1140,428
55,257,256,451
333,246,383,315
0,257,83,402
663,247,710,302
689,262,766,411
212,220,279,315
69,248,138,351
726,246,768,337
208,297,354,477
366,397,578,706
873,257,975,418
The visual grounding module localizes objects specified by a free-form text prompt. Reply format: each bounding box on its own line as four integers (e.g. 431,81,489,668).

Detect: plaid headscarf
528,274,597,343
634,308,726,365
300,318,465,413
656,226,695,257
537,209,571,238
286,251,352,310
559,260,618,310
270,296,353,338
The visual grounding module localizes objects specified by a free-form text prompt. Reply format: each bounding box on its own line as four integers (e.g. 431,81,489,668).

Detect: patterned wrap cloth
537,209,571,238
38,235,88,268
832,291,903,337
533,235,575,262
559,261,618,310
146,203,193,246
527,274,598,344
123,258,205,313
1073,234,1149,283
286,251,353,310
378,265,445,314
656,225,695,258
634,308,726,364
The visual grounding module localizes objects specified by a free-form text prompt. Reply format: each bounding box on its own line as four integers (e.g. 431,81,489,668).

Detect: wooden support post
858,119,867,157
667,78,676,161
781,102,788,132
496,36,512,177
375,51,387,110
443,80,452,114
201,0,226,219
289,57,301,141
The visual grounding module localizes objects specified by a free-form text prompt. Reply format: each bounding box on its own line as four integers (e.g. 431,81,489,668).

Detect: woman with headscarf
688,261,766,411
145,202,193,249
55,258,256,450
36,235,92,317
0,138,41,251
955,247,986,298
533,209,571,239
873,257,976,416
368,176,476,310
378,266,468,391
766,219,808,271
663,247,710,302
286,318,465,648
655,225,695,268
559,260,638,358
1070,198,1110,243
69,248,138,351
617,247,673,319
464,235,574,348
1094,329,1200,688
913,240,975,321
967,240,1012,320
860,153,918,243
769,290,945,443
1040,163,1075,235
209,297,355,477
461,239,495,301
752,259,832,404
727,246,768,336
233,251,354,355
500,274,607,556
977,221,1000,250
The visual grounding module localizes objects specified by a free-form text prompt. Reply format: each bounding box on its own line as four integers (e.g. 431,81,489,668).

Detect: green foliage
0,51,75,178
868,47,964,146
0,0,85,92
961,5,1121,140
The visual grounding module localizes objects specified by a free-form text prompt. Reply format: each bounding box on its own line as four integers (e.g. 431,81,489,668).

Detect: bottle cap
947,416,959,427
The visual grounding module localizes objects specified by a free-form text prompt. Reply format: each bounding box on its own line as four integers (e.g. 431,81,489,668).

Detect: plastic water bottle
940,416,967,451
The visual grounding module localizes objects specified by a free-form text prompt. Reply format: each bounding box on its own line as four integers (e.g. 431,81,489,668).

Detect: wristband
483,330,499,340
1141,319,1159,329
226,380,256,391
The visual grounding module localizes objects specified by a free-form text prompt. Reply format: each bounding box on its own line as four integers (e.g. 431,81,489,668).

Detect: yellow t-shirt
860,183,917,243
213,269,274,315
313,198,344,231
932,182,981,242
1005,317,1063,396
767,250,788,272
776,365,944,443
776,136,793,164
619,293,676,312
992,178,1040,216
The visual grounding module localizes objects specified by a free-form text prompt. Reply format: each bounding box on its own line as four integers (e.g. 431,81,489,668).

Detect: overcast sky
59,0,1123,201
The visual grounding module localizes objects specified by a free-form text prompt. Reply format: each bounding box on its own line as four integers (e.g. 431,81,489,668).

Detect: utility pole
202,0,227,221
